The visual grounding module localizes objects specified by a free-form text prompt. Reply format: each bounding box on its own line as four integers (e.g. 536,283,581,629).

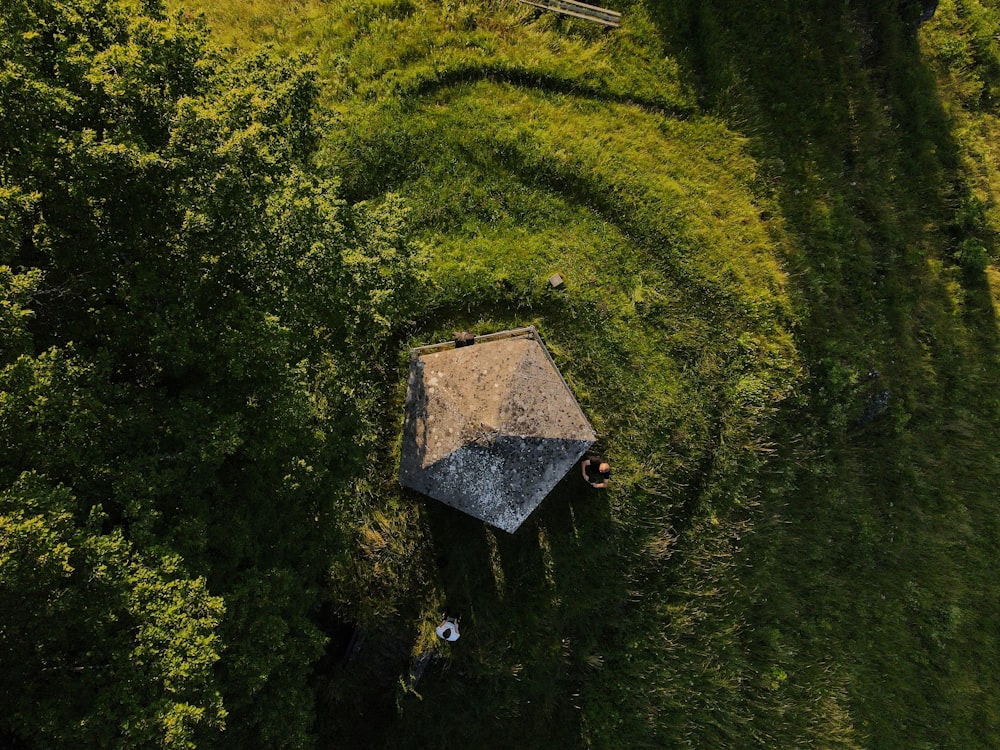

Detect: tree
0,472,225,749
1,1,421,746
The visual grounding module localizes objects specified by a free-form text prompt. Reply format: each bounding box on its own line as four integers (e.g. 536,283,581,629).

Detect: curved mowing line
382,61,695,119
338,66,693,202
340,68,778,326
449,144,767,324
338,115,769,326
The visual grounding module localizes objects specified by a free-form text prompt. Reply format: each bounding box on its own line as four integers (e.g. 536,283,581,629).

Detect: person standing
581,456,611,488
436,617,461,642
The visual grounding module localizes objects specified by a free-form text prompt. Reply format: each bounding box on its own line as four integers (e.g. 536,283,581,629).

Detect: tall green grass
647,1,1000,747
170,0,1000,746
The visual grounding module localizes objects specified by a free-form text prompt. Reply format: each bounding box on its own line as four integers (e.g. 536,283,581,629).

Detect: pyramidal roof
399,327,595,532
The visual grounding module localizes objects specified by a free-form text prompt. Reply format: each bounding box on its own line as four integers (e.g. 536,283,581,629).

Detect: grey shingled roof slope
399,330,595,532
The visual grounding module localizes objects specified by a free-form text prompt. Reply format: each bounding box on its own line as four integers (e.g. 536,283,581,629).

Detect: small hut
399,327,595,532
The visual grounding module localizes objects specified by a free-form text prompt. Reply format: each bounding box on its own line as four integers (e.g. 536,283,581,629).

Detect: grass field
168,0,1000,746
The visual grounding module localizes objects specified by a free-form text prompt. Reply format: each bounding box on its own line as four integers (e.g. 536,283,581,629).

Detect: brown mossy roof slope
399,332,595,532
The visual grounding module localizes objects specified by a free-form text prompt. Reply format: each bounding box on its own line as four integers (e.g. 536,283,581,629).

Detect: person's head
441,627,453,639
599,463,611,476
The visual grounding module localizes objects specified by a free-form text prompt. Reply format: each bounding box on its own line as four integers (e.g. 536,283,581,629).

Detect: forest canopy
1,1,419,747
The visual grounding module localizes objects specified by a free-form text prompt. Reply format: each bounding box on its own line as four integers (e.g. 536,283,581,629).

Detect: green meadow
4,0,1000,747
173,0,1000,746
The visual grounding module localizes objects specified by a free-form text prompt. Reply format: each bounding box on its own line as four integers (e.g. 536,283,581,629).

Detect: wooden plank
518,0,620,27
409,326,536,357
520,0,620,26
548,0,620,18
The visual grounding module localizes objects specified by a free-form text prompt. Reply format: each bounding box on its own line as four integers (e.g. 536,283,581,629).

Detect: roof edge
409,326,538,357
408,326,596,441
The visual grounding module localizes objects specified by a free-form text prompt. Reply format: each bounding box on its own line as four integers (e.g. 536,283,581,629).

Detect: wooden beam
518,0,621,27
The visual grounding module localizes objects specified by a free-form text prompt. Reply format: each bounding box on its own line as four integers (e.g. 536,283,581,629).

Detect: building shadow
381,467,627,747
